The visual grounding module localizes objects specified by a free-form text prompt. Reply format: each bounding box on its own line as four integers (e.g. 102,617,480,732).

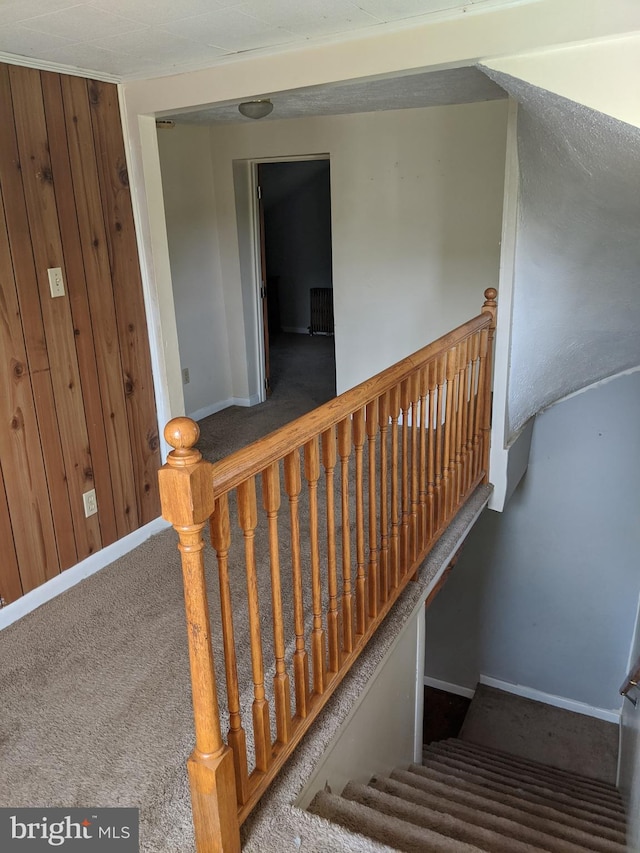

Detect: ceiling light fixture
238,99,273,120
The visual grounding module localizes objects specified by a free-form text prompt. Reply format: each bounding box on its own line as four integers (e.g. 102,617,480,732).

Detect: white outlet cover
83,489,97,517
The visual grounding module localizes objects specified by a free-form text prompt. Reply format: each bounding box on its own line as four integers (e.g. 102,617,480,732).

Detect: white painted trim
414,607,427,762
190,399,234,421
423,677,476,700
189,394,261,421
488,96,520,513
0,51,119,83
479,675,622,724
0,518,169,631
233,394,261,408
250,162,267,405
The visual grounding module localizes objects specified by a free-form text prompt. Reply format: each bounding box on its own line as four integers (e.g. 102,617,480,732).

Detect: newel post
480,288,498,483
158,417,240,853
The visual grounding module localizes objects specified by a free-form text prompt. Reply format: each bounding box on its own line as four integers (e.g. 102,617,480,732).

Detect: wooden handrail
210,311,491,498
159,288,497,852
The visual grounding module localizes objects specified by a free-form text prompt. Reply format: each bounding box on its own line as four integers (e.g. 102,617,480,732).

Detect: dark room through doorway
257,159,336,405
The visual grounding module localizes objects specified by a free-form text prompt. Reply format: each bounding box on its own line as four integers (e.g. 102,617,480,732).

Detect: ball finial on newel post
482,287,498,326
164,416,202,467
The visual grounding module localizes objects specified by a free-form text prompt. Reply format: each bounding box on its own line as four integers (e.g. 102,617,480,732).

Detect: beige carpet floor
0,333,338,852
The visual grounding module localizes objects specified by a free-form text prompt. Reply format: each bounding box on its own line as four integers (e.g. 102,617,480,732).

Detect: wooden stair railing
159,288,497,852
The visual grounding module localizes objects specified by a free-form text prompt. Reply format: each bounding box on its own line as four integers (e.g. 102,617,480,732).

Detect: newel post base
188,747,241,853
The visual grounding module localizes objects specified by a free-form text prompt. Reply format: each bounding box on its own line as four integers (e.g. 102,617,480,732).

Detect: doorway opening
254,158,336,405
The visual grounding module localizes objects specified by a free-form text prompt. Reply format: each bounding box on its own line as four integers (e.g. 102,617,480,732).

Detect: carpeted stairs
308,737,627,852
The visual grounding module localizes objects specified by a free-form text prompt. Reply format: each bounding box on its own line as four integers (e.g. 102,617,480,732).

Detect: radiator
309,287,334,335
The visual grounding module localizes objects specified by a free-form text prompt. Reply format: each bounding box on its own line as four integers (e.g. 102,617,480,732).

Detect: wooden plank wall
0,62,161,605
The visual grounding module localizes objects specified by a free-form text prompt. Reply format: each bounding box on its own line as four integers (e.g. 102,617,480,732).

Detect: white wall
121,1,640,431
298,605,423,808
157,125,232,420
425,371,640,716
208,101,507,396
483,33,640,130
620,595,640,851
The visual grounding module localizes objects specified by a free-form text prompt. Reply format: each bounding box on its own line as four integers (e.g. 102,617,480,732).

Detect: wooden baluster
409,372,420,565
426,361,437,543
366,398,379,618
434,355,446,532
400,379,411,576
337,418,354,654
159,417,240,853
464,333,480,495
474,327,489,484
262,462,292,746
284,450,310,719
304,437,327,694
442,347,457,523
418,367,428,553
237,478,271,772
378,393,390,604
210,494,249,805
481,288,498,482
389,386,401,590
352,407,367,635
454,338,468,508
321,427,340,674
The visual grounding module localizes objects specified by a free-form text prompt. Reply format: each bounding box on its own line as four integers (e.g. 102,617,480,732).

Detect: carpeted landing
309,737,626,852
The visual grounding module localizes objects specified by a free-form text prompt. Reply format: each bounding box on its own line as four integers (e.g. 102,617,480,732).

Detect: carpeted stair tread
394,766,626,841
422,743,623,813
401,765,626,835
372,773,626,853
341,781,557,853
308,789,487,853
430,738,623,801
418,751,626,822
424,741,623,809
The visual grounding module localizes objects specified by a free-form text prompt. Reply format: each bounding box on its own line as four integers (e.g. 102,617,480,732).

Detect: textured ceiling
0,0,530,81
483,69,640,440
163,66,507,125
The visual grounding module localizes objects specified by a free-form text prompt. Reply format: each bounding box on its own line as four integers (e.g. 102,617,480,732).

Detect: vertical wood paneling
0,65,77,575
40,71,119,548
0,175,61,591
0,62,161,602
9,65,101,558
0,462,22,604
87,79,160,524
59,72,140,539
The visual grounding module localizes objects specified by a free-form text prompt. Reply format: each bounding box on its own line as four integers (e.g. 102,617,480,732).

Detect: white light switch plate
48,267,65,298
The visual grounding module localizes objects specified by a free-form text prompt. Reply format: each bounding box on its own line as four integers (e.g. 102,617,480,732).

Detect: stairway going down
308,737,627,852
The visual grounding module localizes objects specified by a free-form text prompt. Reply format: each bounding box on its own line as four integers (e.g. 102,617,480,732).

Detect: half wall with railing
158,288,497,851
